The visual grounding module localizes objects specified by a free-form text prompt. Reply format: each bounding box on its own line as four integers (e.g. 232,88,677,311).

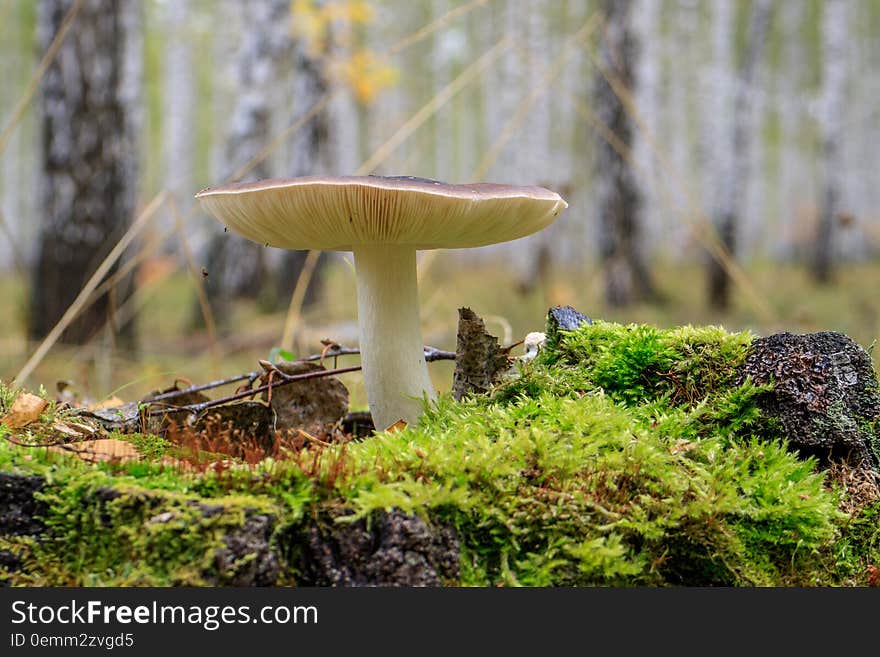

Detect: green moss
339,386,837,586
545,321,754,406
20,474,280,586
115,431,172,460
829,501,880,585
1,321,873,587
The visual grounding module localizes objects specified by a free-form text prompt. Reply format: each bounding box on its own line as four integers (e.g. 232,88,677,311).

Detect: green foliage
116,431,171,460
269,347,297,363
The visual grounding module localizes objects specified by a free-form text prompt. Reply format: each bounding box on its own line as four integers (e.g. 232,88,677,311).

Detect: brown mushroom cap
195,175,567,251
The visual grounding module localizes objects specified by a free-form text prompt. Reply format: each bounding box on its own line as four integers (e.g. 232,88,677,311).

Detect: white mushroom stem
353,243,436,430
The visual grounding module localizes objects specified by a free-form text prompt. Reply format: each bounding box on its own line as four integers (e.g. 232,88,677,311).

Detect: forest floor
2,258,880,586
1,257,879,409
2,312,878,586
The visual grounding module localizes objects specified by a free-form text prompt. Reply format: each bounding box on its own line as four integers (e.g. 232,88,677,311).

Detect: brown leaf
52,421,92,438
385,419,407,433
88,396,125,411
262,361,349,435
452,307,511,401
48,438,141,463
1,393,49,429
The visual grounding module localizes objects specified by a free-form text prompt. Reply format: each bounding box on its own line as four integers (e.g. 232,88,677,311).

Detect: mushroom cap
195,175,568,251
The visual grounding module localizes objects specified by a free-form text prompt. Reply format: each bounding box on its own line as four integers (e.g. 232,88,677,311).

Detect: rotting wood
452,307,511,401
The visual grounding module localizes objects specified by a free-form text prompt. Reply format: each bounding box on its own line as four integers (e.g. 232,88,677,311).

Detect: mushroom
195,175,568,430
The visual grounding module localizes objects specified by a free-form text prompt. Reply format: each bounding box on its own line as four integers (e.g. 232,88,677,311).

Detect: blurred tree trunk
594,0,658,307
29,0,142,345
432,0,452,180
202,0,292,318
204,0,332,320
275,22,336,309
706,0,773,310
632,0,661,258
161,0,194,243
811,0,847,284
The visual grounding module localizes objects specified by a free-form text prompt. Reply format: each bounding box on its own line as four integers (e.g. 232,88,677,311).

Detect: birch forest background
2,0,880,405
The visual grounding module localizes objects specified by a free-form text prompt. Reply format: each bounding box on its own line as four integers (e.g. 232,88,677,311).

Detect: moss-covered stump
0,473,283,586
293,510,459,586
0,472,46,577
0,471,455,587
737,331,880,469
2,318,879,587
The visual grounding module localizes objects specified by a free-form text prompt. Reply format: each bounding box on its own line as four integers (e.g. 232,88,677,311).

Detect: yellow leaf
339,0,373,23
336,49,397,104
291,0,329,55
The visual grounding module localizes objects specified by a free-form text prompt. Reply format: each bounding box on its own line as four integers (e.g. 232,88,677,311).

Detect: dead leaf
88,396,125,411
83,402,142,432
261,361,349,435
48,438,141,463
2,393,49,429
385,419,407,433
52,421,92,438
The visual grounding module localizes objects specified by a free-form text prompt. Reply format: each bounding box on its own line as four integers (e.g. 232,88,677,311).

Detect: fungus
196,175,567,429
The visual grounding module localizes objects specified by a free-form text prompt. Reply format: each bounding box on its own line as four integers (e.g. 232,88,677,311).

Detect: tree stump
736,331,880,470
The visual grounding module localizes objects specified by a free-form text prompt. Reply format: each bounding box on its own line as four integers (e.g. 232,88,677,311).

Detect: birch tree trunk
706,0,773,309
594,0,658,306
811,0,847,283
632,0,661,257
161,0,194,242
202,0,292,318
705,0,734,250
29,0,142,345
274,21,336,308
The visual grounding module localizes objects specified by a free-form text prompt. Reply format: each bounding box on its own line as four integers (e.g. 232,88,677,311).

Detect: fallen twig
144,371,258,403
148,364,363,416
145,344,456,404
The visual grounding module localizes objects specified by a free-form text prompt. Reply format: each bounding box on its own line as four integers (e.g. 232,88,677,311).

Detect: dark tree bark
594,0,658,307
706,0,773,309
29,0,142,345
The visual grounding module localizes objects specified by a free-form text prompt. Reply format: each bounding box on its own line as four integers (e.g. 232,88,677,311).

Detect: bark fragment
452,307,511,401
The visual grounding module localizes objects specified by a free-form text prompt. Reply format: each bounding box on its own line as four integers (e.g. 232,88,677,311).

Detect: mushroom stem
353,243,436,429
